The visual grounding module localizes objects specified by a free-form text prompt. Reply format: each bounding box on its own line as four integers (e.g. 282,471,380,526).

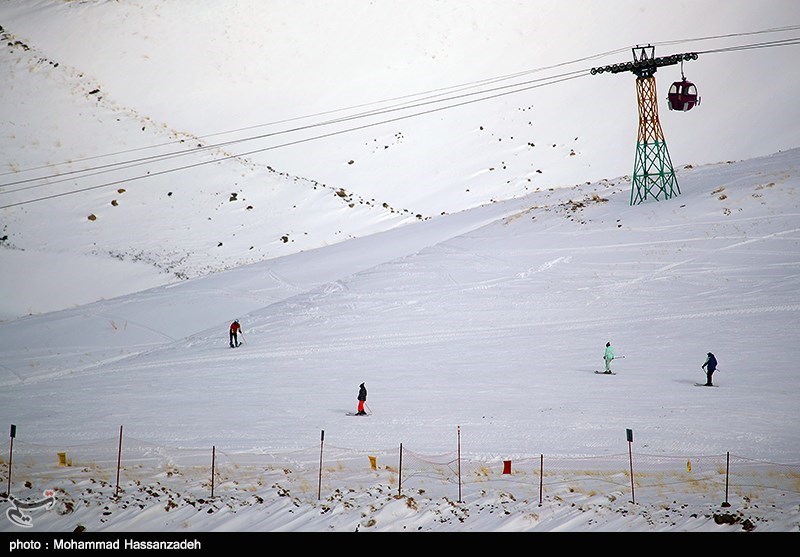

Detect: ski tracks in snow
214,304,800,360
616,225,800,288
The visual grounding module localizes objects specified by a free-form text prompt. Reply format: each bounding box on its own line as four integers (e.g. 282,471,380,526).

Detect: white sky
0,0,799,535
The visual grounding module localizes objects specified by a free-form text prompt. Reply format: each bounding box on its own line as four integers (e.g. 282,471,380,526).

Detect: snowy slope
1,148,799,533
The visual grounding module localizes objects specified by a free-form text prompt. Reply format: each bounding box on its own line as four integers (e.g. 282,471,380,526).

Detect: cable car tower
591,45,699,205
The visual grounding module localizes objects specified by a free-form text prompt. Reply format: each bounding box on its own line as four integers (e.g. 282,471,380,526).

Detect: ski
694,383,718,387
595,371,616,375
345,412,370,416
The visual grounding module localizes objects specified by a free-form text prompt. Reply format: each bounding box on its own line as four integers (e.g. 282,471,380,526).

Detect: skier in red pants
356,383,367,415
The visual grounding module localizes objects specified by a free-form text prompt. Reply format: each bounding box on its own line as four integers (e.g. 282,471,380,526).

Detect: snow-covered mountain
1,1,799,319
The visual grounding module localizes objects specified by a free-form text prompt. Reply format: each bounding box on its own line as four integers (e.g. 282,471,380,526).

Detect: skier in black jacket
356,383,367,415
701,352,718,386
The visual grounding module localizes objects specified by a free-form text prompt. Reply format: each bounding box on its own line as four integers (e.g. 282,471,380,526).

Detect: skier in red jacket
229,320,241,348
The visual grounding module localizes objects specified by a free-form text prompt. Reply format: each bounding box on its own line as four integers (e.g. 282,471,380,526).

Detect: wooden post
7,424,16,497
317,430,324,500
722,451,731,507
114,425,123,499
211,446,216,498
398,443,403,497
538,454,543,506
627,428,635,504
457,426,462,503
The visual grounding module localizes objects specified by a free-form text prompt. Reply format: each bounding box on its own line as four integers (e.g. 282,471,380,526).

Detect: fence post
538,453,543,506
722,451,731,507
211,445,216,498
6,424,16,497
398,443,403,497
114,425,123,499
457,425,462,503
626,428,635,504
317,430,324,501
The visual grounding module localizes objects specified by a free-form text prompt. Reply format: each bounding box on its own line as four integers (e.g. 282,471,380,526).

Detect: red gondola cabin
667,77,700,111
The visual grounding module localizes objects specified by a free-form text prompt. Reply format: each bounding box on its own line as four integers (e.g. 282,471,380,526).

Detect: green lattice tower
630,76,680,205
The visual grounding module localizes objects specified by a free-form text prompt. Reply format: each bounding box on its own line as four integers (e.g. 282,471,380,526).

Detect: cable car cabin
667,78,700,111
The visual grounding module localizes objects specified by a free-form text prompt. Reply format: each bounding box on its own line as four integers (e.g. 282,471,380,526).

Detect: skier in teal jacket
603,342,615,373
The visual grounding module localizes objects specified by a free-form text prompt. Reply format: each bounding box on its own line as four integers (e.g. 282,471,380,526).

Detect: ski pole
240,331,246,345
365,403,372,415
